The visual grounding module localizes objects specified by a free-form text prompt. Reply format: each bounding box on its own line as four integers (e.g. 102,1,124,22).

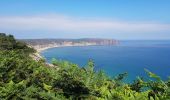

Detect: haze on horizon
0,0,170,40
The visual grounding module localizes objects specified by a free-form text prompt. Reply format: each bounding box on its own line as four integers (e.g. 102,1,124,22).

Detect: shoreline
31,44,117,64
34,44,103,53
24,39,119,53
32,44,101,63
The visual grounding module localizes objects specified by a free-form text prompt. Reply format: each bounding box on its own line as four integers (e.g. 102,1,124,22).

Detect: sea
41,40,170,82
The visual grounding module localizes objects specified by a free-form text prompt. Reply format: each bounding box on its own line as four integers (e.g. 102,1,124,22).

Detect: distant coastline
33,43,101,53
22,38,119,52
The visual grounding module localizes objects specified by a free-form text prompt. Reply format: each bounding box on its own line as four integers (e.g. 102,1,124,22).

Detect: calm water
41,40,170,82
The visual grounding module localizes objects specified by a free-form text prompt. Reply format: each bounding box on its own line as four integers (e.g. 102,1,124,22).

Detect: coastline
31,44,100,63
34,43,103,53
23,38,119,53
27,39,119,62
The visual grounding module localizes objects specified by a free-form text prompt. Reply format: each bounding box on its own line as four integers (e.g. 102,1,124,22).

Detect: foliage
0,33,35,53
0,33,170,100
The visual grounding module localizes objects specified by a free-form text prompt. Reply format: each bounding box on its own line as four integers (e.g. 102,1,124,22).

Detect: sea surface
41,40,170,82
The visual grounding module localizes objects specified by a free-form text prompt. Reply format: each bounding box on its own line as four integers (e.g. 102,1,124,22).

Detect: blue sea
41,40,170,82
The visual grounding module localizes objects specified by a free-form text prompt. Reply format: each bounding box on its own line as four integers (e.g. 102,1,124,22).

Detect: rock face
21,38,119,52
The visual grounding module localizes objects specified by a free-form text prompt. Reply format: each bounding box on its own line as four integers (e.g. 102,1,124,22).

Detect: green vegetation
0,33,35,53
0,33,170,100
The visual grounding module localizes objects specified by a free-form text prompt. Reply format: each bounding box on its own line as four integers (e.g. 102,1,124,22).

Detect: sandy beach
33,43,98,53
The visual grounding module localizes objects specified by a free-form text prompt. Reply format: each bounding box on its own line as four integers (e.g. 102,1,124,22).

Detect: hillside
0,33,170,100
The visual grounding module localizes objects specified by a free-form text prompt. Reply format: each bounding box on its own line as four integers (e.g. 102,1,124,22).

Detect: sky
0,0,170,40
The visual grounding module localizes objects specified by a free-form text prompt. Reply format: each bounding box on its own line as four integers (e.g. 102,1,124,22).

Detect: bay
41,40,170,82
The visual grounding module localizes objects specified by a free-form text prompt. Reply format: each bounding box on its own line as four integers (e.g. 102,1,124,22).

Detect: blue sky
0,0,170,39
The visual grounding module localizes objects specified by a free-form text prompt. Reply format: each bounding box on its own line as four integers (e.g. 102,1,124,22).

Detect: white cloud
0,14,170,33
